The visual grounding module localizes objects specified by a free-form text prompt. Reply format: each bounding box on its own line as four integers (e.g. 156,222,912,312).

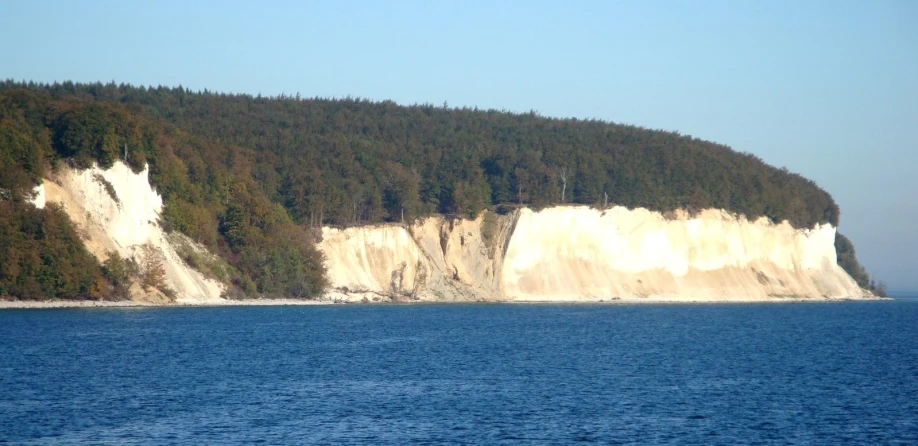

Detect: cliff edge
320,206,869,302
29,162,869,304
34,162,225,303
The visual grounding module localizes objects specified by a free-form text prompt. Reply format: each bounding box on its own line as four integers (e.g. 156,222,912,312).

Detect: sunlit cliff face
320,206,867,302
501,207,862,301
35,162,224,302
32,161,868,303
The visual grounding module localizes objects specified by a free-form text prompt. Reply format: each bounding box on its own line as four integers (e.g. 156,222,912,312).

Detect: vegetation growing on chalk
168,232,235,283
835,233,887,297
101,250,136,300
92,173,119,204
0,85,329,300
480,211,500,256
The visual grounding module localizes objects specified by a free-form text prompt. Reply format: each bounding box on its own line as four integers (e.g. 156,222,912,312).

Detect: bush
138,243,166,291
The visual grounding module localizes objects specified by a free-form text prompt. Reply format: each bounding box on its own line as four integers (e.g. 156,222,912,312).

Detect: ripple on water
1,301,917,444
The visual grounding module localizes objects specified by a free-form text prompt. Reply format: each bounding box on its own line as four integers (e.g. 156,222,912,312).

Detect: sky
2,0,917,290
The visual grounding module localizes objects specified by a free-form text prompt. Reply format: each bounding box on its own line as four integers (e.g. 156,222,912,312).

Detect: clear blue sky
3,0,916,290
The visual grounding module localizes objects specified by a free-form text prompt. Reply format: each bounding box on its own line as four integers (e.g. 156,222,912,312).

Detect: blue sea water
1,299,917,444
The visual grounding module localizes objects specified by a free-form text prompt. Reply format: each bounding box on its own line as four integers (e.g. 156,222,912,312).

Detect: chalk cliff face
319,206,868,302
319,213,514,302
502,207,864,301
29,161,868,303
34,162,224,303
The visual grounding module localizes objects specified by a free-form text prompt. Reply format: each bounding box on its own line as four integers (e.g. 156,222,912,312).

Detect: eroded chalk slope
35,162,225,303
319,206,868,302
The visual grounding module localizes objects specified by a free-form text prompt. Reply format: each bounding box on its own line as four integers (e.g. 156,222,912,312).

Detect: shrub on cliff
835,232,884,295
0,200,102,300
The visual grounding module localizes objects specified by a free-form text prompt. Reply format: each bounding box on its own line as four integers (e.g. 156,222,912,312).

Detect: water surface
1,300,916,444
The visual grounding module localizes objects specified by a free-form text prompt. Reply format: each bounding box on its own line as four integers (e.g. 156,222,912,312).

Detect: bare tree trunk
559,166,570,203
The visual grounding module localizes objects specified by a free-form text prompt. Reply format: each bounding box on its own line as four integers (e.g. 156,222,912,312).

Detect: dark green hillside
0,81,882,298
3,81,839,228
0,88,327,300
0,90,104,300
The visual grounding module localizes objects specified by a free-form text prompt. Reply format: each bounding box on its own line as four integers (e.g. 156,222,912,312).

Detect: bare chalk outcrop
34,162,225,303
26,160,869,304
319,206,869,302
502,207,866,301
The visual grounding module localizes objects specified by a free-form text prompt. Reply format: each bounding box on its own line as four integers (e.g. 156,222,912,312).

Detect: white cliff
28,161,869,303
319,206,868,302
318,213,514,302
501,206,865,301
35,162,225,303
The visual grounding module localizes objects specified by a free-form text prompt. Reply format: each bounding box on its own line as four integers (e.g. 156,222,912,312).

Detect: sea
1,296,917,444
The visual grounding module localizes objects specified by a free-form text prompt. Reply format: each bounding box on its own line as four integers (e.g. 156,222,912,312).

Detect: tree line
0,80,883,299
0,87,326,300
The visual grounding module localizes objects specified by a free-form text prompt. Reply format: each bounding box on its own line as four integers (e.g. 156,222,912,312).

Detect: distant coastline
0,83,886,303
0,295,886,310
0,298,333,309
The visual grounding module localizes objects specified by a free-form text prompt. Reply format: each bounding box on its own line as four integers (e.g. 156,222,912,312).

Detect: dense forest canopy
0,85,327,300
1,80,841,227
0,80,882,299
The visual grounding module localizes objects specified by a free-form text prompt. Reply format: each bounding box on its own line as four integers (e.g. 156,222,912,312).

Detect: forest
0,80,883,299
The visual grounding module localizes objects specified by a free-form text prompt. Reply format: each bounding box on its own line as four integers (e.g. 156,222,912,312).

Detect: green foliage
0,80,880,299
219,189,329,297
52,102,145,171
835,232,884,295
0,86,329,300
168,233,235,283
0,201,103,300
138,243,166,292
480,211,499,255
93,173,119,204
0,93,50,201
102,250,137,300
0,80,840,228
